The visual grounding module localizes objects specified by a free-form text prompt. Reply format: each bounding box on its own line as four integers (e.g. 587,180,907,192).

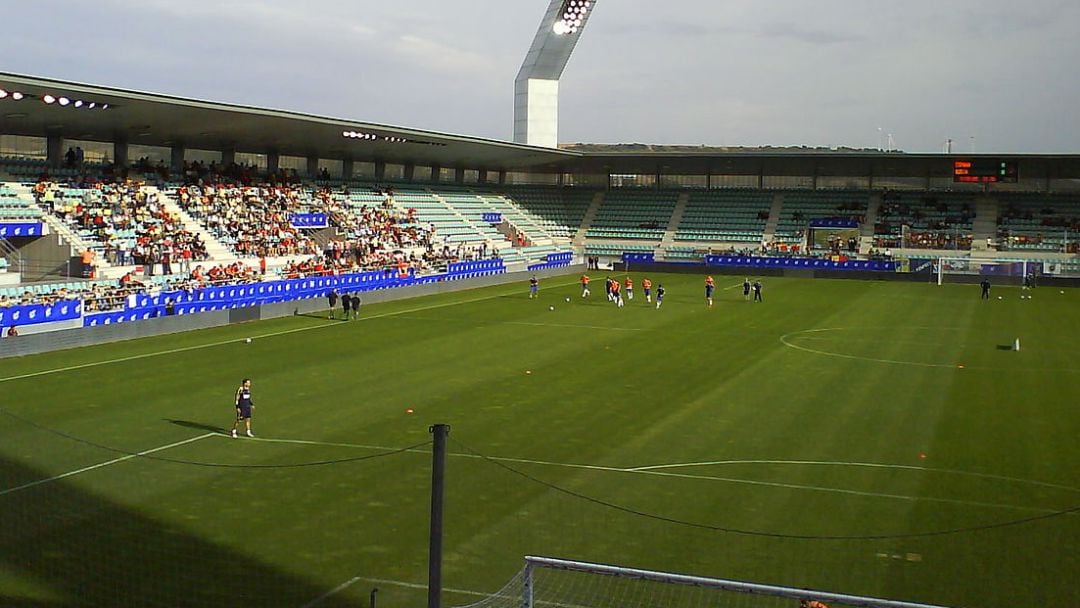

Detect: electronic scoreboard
952,159,1018,183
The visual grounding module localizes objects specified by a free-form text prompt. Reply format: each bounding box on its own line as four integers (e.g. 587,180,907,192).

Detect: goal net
451,556,952,608
935,257,1034,286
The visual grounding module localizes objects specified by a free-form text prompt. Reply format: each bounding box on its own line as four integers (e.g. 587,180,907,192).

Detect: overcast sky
5,0,1079,153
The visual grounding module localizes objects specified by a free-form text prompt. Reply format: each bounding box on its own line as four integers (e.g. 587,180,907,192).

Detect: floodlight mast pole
428,423,450,608
514,0,598,148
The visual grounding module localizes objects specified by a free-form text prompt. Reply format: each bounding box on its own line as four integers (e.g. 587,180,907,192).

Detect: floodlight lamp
553,20,570,34
12,92,24,100
0,89,7,99
73,100,84,108
101,103,108,109
87,102,96,109
43,94,56,104
58,97,70,106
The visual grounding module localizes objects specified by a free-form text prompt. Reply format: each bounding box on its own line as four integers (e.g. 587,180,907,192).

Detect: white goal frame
935,257,1031,286
497,556,953,608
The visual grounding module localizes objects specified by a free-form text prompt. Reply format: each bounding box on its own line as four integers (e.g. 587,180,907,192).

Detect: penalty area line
0,432,216,498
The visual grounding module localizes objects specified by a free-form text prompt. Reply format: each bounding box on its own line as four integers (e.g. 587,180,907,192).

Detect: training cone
1014,338,1021,352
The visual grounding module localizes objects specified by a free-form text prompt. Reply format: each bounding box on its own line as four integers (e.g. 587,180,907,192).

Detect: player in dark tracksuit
328,289,339,319
752,280,763,302
231,378,255,438
743,278,751,301
350,294,362,319
341,291,351,319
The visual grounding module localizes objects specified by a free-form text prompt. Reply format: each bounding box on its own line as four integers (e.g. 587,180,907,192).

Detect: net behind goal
935,257,1036,286
451,556,952,608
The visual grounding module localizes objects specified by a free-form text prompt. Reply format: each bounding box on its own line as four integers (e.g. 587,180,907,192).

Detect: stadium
1,2,1078,607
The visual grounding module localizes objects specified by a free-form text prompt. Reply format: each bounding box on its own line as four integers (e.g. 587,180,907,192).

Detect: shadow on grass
0,455,362,607
293,312,349,321
164,419,228,434
996,344,1016,351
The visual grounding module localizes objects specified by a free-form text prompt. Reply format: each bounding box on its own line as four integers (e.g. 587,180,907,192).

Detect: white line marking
0,432,215,497
0,281,578,385
302,575,496,608
781,327,1080,372
780,328,959,368
397,315,646,332
625,459,1080,493
239,436,1074,515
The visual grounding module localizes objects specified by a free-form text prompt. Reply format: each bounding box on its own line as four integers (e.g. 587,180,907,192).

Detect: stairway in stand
150,186,235,263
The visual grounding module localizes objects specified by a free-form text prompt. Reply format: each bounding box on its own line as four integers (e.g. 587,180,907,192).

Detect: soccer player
529,276,539,298
752,280,763,302
580,273,591,297
980,278,991,300
611,279,623,307
642,277,653,303
231,378,255,438
655,284,665,309
624,276,634,300
350,293,362,319
705,275,715,307
742,277,751,301
605,276,614,301
328,288,339,319
341,291,351,319
800,600,830,608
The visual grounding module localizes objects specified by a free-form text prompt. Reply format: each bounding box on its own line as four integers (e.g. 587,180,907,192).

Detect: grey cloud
757,22,864,46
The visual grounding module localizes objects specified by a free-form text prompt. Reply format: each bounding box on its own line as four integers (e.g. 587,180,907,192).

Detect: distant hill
559,143,891,154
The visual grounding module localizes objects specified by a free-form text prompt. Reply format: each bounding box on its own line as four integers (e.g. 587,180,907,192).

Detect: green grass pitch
0,272,1077,608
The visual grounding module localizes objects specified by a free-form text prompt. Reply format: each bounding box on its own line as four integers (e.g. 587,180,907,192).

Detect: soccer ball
565,297,571,303
549,305,555,311
245,338,252,343
997,296,1002,300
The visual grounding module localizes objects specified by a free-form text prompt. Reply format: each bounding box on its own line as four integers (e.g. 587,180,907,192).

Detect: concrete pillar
170,145,184,174
404,164,415,182
706,170,712,189
342,159,354,180
114,141,129,169
454,168,465,184
307,155,319,178
478,169,488,184
266,151,280,175
46,133,64,169
221,149,236,167
375,161,386,180
498,170,507,185
431,165,441,182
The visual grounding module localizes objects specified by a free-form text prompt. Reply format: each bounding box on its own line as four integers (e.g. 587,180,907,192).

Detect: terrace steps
151,187,234,262
658,192,690,248
572,191,605,246
763,193,784,242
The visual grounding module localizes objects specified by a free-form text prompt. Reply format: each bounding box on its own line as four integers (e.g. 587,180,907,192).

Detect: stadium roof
3,72,1080,179
0,72,579,172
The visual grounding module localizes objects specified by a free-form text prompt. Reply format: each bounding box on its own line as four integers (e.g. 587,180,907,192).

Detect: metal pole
370,587,379,608
428,423,450,608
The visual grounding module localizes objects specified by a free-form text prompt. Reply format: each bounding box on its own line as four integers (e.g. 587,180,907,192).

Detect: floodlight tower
514,0,597,148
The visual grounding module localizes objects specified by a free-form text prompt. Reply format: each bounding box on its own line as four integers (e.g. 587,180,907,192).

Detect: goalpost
935,257,1032,286
452,556,954,608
